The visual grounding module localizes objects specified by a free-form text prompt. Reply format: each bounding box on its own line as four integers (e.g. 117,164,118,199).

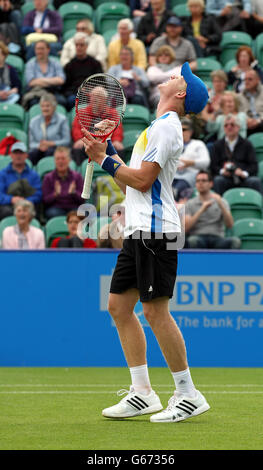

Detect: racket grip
81,160,94,199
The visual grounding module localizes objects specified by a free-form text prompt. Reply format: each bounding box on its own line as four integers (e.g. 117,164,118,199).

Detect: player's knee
143,302,170,326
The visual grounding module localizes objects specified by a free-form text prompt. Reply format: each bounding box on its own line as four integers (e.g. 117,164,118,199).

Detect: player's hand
94,119,115,137
81,128,107,164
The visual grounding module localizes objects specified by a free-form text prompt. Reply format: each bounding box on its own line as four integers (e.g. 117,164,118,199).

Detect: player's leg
142,297,210,423
108,289,146,368
102,289,163,418
142,297,188,373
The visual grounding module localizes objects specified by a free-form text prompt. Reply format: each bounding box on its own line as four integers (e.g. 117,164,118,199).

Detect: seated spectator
202,91,247,140
228,46,263,94
60,18,107,71
147,45,181,110
130,0,151,32
183,0,222,57
172,117,210,201
0,141,42,221
21,0,63,60
148,16,197,69
42,146,84,220
205,0,251,33
203,69,228,116
51,210,97,248
22,39,66,109
107,18,147,71
238,69,263,135
108,46,149,107
28,93,71,165
247,0,263,38
0,0,23,36
184,170,241,249
63,32,103,110
210,114,262,195
137,0,173,49
71,86,124,165
2,199,45,249
0,40,21,103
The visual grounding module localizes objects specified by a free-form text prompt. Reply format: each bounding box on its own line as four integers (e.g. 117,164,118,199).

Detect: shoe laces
166,395,178,411
117,386,135,398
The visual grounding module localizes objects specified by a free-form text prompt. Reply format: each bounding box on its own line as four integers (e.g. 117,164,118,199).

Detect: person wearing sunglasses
210,113,262,195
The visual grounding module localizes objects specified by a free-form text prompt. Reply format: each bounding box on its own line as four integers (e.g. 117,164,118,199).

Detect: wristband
102,156,122,177
106,139,117,156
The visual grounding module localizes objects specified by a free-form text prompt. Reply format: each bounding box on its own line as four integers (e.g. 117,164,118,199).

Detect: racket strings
76,76,125,137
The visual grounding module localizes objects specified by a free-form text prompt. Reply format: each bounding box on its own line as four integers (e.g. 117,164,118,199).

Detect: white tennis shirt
124,111,183,237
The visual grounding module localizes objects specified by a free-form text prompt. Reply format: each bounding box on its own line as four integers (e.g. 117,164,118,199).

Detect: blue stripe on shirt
143,149,158,162
151,178,162,233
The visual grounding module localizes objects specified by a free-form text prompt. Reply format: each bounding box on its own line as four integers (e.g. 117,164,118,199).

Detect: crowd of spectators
0,0,263,250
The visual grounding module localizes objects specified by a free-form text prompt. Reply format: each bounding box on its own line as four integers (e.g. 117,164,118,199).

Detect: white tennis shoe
150,390,210,423
102,387,163,418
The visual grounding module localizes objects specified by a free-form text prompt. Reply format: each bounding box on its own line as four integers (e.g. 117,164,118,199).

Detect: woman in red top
51,210,97,248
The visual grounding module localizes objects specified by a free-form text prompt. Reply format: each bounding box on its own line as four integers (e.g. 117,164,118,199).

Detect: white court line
0,384,262,387
0,391,263,394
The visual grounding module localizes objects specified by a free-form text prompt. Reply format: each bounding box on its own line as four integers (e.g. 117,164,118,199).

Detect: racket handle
81,160,94,199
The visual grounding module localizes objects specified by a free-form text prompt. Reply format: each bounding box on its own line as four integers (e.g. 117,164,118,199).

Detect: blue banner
0,250,262,367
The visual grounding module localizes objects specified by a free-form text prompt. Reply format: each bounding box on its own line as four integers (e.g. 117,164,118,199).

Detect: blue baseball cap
181,62,209,114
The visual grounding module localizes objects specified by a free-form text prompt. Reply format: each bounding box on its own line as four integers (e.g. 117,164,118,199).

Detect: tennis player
81,62,210,423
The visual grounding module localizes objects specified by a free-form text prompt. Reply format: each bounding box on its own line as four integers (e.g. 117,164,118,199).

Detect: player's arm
82,129,161,192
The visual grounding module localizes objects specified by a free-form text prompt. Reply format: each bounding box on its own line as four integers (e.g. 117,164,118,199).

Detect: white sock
171,368,197,398
129,364,152,396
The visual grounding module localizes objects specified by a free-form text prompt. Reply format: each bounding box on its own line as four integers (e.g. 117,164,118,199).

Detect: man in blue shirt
0,142,42,220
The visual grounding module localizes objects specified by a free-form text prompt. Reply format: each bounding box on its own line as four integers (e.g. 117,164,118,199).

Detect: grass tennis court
0,367,262,450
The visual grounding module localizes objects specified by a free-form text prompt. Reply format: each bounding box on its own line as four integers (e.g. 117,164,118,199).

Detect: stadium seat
195,57,221,82
258,161,263,183
94,0,127,7
219,31,253,66
232,218,263,249
45,216,68,246
0,215,41,242
36,156,77,180
123,129,142,161
248,133,263,163
172,4,190,17
103,29,117,46
224,59,237,74
0,128,28,146
223,187,263,221
58,2,93,34
94,3,130,35
253,32,263,67
122,104,150,132
0,103,25,131
6,55,24,82
63,28,76,43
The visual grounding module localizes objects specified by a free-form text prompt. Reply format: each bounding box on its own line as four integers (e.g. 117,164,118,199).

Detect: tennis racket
75,73,126,199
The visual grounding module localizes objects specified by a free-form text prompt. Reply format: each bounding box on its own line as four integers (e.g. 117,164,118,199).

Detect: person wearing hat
148,16,197,69
0,141,42,220
80,63,210,424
